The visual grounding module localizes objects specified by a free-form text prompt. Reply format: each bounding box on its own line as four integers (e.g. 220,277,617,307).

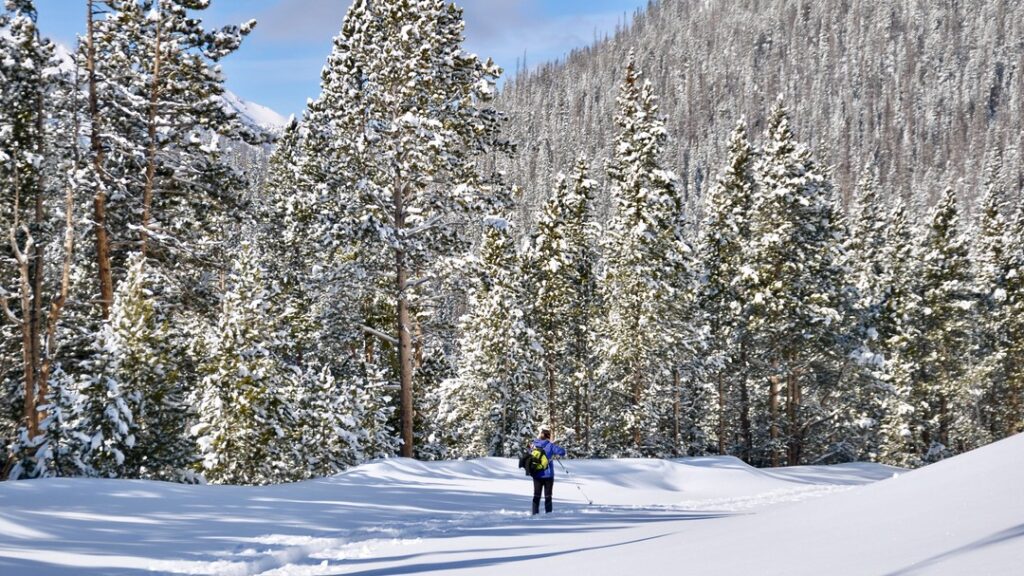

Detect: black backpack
518,445,549,477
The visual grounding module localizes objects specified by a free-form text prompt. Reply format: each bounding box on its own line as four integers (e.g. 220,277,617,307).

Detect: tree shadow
883,523,1024,576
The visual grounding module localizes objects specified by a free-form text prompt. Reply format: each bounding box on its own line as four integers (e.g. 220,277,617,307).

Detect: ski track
183,483,854,576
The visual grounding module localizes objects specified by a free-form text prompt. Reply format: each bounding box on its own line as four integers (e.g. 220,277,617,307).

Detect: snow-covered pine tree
884,188,984,465
107,254,193,481
303,0,512,457
878,201,928,467
0,0,80,477
76,323,135,479
969,161,1024,441
530,157,600,452
697,120,757,458
192,243,300,485
293,364,369,478
836,167,891,461
745,98,849,466
448,218,542,457
596,54,696,457
82,0,259,316
998,207,1024,436
969,166,1012,439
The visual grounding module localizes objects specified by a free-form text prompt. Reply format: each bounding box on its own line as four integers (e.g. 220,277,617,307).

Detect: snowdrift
0,436,1020,575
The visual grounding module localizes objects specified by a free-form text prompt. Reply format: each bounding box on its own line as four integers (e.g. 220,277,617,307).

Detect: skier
529,429,567,515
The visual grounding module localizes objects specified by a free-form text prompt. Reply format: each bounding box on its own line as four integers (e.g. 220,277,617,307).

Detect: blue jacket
531,439,566,479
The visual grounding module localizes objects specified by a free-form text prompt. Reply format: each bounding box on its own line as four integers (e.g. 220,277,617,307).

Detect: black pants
532,477,554,514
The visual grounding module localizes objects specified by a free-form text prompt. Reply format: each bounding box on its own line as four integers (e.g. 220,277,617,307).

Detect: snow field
2,435,1022,575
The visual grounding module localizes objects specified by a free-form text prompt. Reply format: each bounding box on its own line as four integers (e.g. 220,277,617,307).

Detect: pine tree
969,168,1012,439
82,0,259,318
0,0,80,477
745,98,849,466
109,254,193,481
884,189,984,465
303,0,512,457
448,218,541,457
998,207,1024,436
293,364,369,478
530,157,599,452
697,120,757,458
192,243,300,485
596,54,696,456
76,324,135,478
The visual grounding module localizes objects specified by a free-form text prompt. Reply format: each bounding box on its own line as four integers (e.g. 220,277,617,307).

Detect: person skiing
529,428,566,515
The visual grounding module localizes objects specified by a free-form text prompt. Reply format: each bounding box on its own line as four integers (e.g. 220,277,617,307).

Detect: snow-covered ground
1,434,1021,576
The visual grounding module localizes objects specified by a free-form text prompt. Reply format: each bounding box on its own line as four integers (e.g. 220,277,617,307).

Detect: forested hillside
2,0,1021,485
498,0,1024,221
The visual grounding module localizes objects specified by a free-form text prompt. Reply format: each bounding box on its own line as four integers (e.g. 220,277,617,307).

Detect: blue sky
33,0,646,117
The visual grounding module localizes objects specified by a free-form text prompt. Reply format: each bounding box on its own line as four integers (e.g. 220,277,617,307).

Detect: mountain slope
497,0,1024,223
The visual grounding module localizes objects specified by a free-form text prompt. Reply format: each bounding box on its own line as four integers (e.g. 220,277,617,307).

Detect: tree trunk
738,344,752,462
632,363,643,451
141,9,163,257
394,179,414,458
673,368,682,456
87,0,114,318
30,90,46,426
717,371,726,454
547,347,557,437
9,226,38,439
769,372,781,467
786,370,802,465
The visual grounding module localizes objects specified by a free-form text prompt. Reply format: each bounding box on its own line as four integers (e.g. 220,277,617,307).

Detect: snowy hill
221,90,288,133
1,435,1021,575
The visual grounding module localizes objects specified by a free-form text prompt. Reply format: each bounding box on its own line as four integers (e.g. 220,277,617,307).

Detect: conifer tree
83,0,259,315
0,0,79,476
293,364,369,477
746,99,848,466
530,157,599,451
303,0,512,456
596,54,695,456
697,121,757,458
998,207,1024,436
449,218,541,457
109,254,193,480
193,243,300,485
883,189,983,465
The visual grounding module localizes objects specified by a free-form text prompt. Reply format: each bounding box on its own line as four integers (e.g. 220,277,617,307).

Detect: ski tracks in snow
192,484,855,575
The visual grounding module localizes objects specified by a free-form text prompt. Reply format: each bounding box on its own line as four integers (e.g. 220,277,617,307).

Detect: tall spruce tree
697,121,757,458
302,0,512,457
193,243,300,485
596,54,695,456
530,157,599,451
884,189,983,465
448,218,541,457
745,99,849,466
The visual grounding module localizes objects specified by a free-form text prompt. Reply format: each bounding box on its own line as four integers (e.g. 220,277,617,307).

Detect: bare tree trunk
738,344,752,462
87,0,114,318
673,368,681,456
394,179,414,458
786,370,801,465
8,227,38,439
30,91,47,424
38,182,76,402
717,372,726,454
769,371,781,467
140,6,163,257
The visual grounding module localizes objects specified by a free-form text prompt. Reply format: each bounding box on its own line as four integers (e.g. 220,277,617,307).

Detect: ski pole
556,457,593,505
